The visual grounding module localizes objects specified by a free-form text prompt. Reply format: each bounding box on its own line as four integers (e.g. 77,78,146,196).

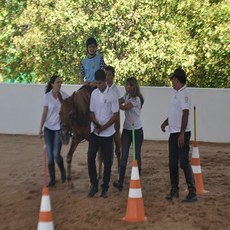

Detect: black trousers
87,133,114,190
118,128,143,184
168,132,196,190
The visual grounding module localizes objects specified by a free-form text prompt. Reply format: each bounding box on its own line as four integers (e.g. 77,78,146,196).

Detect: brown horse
60,86,121,183
60,87,91,182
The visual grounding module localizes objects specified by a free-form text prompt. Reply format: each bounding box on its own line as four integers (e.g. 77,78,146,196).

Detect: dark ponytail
45,73,59,93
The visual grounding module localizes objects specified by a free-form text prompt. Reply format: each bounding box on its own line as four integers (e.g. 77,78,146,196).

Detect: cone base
37,222,54,230
122,216,147,222
197,189,209,195
194,174,208,195
185,188,209,196
123,198,146,222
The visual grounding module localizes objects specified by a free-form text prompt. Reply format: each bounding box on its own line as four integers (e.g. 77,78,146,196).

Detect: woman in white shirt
39,73,68,187
113,77,144,191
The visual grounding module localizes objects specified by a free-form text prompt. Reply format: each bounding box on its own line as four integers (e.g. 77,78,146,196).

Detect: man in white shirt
161,68,197,202
104,65,121,170
87,69,119,198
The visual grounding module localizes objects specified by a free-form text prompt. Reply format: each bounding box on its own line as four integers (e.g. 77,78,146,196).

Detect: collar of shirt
87,54,97,59
176,85,186,92
98,85,109,94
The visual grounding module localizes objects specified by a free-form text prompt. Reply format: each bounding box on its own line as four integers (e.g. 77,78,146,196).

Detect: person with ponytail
113,77,144,191
39,73,69,187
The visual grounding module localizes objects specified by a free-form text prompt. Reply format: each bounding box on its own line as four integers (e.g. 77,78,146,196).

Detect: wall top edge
1,83,230,91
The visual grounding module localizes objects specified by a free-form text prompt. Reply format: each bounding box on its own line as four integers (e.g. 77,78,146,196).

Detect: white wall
0,83,229,143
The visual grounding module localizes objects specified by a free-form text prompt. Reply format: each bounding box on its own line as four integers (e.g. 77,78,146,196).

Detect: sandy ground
0,134,229,230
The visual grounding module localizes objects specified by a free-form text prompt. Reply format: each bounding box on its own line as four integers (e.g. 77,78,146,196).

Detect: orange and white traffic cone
37,187,54,230
123,160,147,222
191,141,208,195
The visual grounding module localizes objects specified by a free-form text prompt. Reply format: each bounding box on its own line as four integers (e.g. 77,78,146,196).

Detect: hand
39,130,43,139
94,124,102,134
161,122,166,132
178,133,185,148
95,127,104,134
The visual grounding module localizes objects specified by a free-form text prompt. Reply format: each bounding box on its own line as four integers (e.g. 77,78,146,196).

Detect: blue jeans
44,127,63,166
118,128,144,184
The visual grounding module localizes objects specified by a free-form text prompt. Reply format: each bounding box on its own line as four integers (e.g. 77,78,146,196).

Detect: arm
39,106,48,138
97,112,119,134
119,97,125,105
79,61,85,84
120,101,133,111
79,73,84,84
161,118,168,132
90,111,101,129
178,109,189,148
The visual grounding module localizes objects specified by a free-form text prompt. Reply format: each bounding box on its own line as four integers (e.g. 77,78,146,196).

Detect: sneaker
87,184,98,197
100,189,108,198
182,192,197,203
113,181,123,191
165,187,179,201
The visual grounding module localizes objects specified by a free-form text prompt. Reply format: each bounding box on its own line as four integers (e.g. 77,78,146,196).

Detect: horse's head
60,88,91,145
60,96,75,145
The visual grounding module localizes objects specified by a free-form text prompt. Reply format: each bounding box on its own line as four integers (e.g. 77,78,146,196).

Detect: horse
60,86,121,183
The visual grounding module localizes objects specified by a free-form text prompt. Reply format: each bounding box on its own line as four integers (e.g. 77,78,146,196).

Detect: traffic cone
191,141,208,195
37,187,54,230
123,160,147,222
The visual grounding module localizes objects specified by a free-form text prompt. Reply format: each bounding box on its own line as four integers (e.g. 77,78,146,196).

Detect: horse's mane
72,87,91,125
64,95,74,106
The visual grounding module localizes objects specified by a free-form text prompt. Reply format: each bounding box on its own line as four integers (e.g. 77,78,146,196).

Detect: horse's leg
97,147,103,180
66,139,79,182
114,131,121,173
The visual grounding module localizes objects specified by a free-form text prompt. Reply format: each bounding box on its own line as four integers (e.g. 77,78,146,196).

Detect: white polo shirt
90,86,119,137
43,90,69,131
108,83,121,99
168,85,191,133
122,95,142,130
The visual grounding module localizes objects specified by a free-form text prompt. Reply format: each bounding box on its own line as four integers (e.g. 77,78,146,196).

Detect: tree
0,0,229,87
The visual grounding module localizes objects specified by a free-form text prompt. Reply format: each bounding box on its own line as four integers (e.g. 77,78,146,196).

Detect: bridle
60,107,75,138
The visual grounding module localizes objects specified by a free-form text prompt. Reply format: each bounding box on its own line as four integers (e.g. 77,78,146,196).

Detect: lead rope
43,145,47,187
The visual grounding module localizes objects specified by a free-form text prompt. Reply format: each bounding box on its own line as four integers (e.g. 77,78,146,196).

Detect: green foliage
0,0,229,87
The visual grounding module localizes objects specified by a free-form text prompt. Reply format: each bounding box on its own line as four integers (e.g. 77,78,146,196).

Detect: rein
60,89,91,141
60,94,75,137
